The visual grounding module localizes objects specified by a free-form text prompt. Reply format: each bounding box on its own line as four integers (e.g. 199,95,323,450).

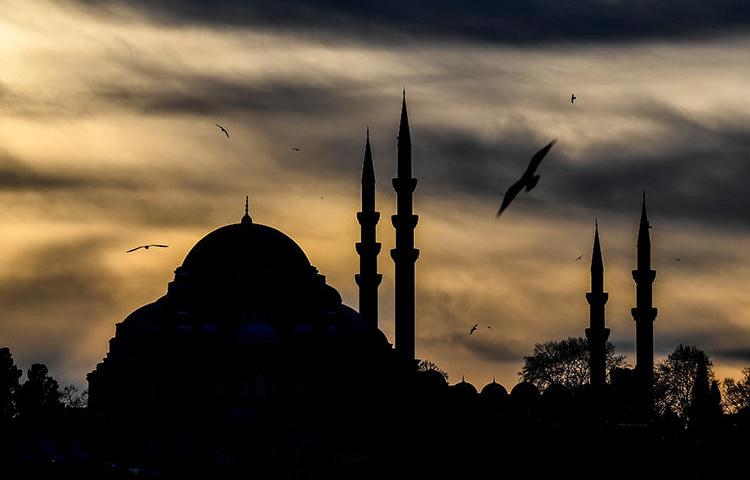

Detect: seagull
571,94,576,104
470,323,479,335
126,244,168,253
291,147,302,151
496,139,557,217
575,254,583,261
215,123,229,138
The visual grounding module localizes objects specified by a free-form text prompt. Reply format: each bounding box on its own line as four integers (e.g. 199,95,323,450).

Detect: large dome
181,216,313,279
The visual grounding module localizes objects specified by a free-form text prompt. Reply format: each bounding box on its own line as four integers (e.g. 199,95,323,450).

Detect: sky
1,0,749,389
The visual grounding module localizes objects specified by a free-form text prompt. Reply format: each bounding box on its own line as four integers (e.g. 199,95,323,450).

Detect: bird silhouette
575,254,583,261
470,323,479,335
496,139,557,217
675,257,681,262
291,147,302,151
571,94,576,104
126,244,168,253
215,123,229,138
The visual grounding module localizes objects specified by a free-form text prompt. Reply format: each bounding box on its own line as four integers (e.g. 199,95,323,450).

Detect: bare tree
61,385,89,409
654,344,714,421
722,368,750,414
417,359,449,382
520,336,626,390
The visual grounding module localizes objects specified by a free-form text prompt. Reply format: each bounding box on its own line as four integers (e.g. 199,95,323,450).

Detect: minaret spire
632,190,657,415
241,195,252,224
356,128,382,329
585,221,609,390
391,91,419,364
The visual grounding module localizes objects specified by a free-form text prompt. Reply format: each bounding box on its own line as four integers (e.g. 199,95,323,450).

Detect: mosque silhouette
72,94,742,479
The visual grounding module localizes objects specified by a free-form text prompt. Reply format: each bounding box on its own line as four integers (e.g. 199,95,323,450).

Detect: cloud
0,237,120,383
69,0,750,45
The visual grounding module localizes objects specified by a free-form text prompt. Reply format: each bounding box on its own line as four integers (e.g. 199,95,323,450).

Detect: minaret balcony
391,214,419,229
356,242,382,255
356,211,380,224
392,177,418,193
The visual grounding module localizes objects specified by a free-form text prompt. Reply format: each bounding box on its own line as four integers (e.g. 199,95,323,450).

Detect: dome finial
241,195,252,224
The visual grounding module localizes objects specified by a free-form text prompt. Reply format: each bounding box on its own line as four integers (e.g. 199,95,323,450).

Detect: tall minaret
391,91,419,363
355,128,382,329
631,191,657,411
585,221,610,389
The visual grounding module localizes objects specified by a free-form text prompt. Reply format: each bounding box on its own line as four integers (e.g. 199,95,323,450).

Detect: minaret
585,221,610,389
391,91,419,363
355,128,382,329
631,191,657,412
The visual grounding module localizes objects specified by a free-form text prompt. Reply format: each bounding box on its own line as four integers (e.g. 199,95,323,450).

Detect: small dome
480,380,508,402
542,383,571,401
511,382,540,402
450,379,478,399
415,369,449,390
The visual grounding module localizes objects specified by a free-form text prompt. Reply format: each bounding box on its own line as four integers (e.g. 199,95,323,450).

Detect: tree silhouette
520,336,625,390
722,368,750,414
0,347,22,422
417,359,449,381
61,385,88,409
17,363,62,418
654,344,714,422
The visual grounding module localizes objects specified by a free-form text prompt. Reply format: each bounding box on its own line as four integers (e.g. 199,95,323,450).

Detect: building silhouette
2,93,747,480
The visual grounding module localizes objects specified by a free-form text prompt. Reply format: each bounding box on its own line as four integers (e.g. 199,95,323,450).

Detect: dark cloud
0,151,241,227
96,77,373,117
423,331,522,364
713,348,750,362
405,105,750,230
0,151,138,191
69,1,750,45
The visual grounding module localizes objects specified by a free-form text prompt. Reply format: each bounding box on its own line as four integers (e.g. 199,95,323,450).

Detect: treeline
520,337,750,423
0,347,87,425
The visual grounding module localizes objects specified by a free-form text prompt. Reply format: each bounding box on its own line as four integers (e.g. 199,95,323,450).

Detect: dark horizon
1,0,750,393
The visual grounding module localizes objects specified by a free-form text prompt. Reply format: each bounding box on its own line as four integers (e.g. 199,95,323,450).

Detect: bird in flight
470,323,479,335
571,94,576,104
126,244,168,253
575,254,583,261
496,139,557,217
291,147,302,151
215,123,229,138
675,257,681,262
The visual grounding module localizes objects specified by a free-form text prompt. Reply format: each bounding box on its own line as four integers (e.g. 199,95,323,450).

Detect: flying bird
292,147,302,151
215,123,229,138
126,244,168,253
675,257,681,262
575,254,583,261
571,94,576,104
470,323,479,335
496,139,557,218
